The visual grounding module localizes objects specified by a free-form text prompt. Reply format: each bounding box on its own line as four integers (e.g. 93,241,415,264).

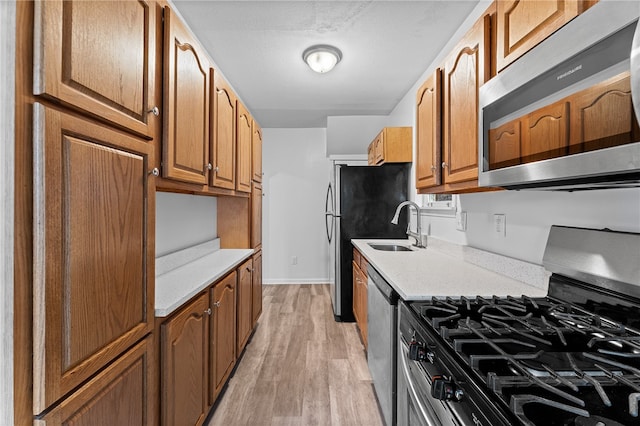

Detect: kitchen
2,0,640,425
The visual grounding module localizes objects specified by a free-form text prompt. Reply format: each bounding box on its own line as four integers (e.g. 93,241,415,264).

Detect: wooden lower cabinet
252,250,263,326
352,248,368,349
36,336,156,426
161,293,210,426
237,258,254,354
210,271,237,405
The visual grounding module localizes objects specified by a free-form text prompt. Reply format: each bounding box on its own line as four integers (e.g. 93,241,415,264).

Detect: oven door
397,337,461,426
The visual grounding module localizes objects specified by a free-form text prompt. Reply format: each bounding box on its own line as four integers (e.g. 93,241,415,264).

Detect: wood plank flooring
206,284,384,426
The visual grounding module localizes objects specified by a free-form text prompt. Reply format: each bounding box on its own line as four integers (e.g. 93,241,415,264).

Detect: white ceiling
172,0,480,128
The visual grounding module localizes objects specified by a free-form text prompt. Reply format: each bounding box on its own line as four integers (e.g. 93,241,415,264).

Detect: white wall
262,128,331,283
326,115,388,156
0,2,15,423
155,192,217,257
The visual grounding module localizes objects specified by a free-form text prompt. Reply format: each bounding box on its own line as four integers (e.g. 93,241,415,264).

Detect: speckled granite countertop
155,239,253,317
352,239,548,301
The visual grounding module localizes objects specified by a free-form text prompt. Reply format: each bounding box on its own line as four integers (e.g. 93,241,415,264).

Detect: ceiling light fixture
302,45,342,74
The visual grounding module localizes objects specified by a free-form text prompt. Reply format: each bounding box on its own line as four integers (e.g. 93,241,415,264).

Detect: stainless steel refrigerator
324,161,409,321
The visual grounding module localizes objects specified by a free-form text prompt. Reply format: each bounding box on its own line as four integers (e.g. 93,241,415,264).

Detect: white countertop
155,241,253,317
352,239,548,301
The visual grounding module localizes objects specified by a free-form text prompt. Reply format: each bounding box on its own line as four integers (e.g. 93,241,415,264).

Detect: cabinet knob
442,162,448,169
214,166,220,173
213,301,221,308
430,165,437,171
147,106,160,116
207,163,213,170
246,267,253,272
205,308,212,315
149,168,159,177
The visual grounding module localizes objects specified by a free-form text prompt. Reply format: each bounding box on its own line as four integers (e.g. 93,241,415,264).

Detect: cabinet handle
207,163,213,170
147,106,159,116
213,301,221,308
149,168,159,177
205,308,212,315
442,162,448,169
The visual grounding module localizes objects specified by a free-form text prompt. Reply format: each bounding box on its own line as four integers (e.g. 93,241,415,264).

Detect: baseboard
263,279,330,285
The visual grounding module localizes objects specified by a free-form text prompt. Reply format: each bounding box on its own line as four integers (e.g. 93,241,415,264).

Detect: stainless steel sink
368,243,414,252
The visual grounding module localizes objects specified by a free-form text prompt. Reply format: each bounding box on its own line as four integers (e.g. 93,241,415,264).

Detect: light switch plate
493,214,506,237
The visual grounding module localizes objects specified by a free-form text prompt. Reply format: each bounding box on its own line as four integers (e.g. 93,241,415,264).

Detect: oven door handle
400,343,441,426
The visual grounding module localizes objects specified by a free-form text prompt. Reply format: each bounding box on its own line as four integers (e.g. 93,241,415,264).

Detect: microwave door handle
631,18,640,124
400,343,441,426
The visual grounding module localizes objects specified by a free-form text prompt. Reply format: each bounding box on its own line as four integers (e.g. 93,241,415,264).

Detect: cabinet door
352,261,361,326
569,72,639,154
252,251,263,326
252,120,263,182
237,259,254,354
374,133,384,164
161,293,210,426
522,100,569,163
163,7,210,185
496,0,580,72
443,13,491,185
358,266,368,349
251,182,262,250
211,73,237,190
210,271,237,404
34,0,157,138
236,102,253,193
488,119,521,169
416,70,442,189
32,105,154,413
36,337,155,426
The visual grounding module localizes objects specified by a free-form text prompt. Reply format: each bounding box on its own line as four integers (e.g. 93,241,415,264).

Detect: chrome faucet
391,201,426,248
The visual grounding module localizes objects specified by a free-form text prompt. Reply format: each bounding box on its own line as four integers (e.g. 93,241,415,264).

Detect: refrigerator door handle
325,183,335,243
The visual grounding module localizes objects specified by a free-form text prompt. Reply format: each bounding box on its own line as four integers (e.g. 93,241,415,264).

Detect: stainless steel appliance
325,161,408,321
368,265,399,426
397,225,640,426
479,1,640,190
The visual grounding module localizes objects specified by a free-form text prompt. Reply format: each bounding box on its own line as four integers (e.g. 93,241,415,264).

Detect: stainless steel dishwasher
367,265,399,426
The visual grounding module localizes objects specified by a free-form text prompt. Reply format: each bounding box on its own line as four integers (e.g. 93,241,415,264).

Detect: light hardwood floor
207,284,384,426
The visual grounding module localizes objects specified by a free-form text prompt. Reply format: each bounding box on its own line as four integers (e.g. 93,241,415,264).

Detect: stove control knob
431,376,459,401
408,340,434,362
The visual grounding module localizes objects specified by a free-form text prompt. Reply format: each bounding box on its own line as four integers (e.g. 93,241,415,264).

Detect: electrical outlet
291,256,298,265
493,214,506,237
456,211,467,231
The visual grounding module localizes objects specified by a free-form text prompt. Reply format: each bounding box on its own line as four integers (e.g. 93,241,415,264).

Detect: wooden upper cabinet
367,127,412,165
32,105,154,414
35,337,155,426
488,119,521,169
33,0,157,138
251,182,262,251
210,271,237,405
236,102,253,193
522,100,569,162
163,7,210,185
496,0,580,72
211,72,237,190
443,11,492,185
252,120,263,182
415,69,442,189
161,292,210,426
236,258,253,354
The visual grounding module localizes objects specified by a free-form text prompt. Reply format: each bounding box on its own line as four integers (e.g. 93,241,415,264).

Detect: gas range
397,226,640,426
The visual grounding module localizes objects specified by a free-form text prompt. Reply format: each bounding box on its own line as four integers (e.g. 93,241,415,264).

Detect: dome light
302,45,342,73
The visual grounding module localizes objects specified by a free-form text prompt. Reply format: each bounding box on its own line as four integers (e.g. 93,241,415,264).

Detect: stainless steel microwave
478,1,640,190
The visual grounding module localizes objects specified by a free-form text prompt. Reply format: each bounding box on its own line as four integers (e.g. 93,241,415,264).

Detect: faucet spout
391,201,425,248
